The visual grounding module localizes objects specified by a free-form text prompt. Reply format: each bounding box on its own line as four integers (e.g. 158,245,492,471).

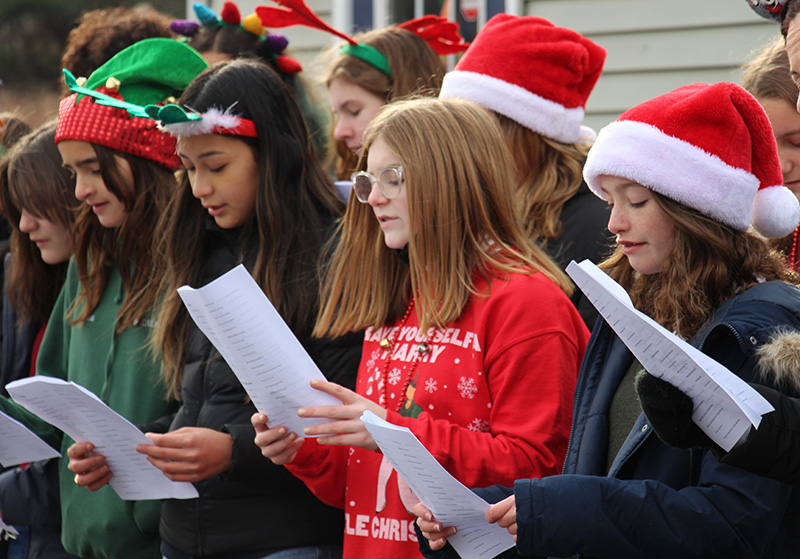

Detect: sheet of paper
6,376,198,500
566,260,774,451
0,517,19,539
177,264,341,436
361,411,515,559
0,410,60,467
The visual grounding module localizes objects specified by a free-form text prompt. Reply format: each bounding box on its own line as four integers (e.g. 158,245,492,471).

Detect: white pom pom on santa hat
753,184,800,238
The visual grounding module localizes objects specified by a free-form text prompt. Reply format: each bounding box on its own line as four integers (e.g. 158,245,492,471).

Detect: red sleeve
285,438,351,509
392,277,589,488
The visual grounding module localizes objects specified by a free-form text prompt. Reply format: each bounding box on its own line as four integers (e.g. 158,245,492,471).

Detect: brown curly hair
60,6,172,93
600,191,797,339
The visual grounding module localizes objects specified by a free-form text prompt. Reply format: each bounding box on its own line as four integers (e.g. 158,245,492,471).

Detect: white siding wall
524,0,782,131
192,1,784,131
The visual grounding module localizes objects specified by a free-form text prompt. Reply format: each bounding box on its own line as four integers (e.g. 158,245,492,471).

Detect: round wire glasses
351,165,404,203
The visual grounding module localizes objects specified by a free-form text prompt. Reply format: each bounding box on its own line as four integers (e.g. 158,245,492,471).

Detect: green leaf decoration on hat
143,103,202,124
76,38,207,106
63,69,154,118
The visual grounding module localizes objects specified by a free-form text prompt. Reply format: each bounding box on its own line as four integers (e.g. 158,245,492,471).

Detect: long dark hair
0,123,77,324
153,59,344,398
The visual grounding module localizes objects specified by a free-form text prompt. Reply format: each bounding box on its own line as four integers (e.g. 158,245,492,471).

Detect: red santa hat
439,13,606,144
584,82,799,238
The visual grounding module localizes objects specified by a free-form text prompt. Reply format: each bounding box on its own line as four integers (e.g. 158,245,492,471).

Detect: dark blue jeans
161,541,342,559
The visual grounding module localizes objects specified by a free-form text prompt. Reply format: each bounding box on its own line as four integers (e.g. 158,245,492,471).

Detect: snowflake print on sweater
285,270,590,559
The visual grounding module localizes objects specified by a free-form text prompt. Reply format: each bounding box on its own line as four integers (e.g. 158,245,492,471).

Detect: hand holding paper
6,376,197,500
566,259,774,452
177,265,341,436
360,411,515,559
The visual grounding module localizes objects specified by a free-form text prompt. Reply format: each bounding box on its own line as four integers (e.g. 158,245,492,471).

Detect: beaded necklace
378,297,431,411
791,225,800,273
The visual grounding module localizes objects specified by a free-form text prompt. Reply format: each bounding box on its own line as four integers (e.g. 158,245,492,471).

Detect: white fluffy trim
440,70,584,144
161,107,245,138
583,120,759,231
751,185,800,238
756,328,800,394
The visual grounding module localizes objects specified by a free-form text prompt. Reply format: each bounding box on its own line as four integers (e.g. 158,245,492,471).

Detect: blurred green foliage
0,0,183,88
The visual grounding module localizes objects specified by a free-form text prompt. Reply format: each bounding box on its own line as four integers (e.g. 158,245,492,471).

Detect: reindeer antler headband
255,0,469,78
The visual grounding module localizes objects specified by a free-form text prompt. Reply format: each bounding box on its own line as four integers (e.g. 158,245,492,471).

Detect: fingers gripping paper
177,264,340,436
566,260,774,452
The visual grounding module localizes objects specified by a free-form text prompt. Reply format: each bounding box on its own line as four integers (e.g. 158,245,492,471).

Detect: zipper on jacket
562,320,606,473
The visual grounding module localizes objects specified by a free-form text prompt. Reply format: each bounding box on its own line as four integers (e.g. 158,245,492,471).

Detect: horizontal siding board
594,25,780,73
525,0,774,35
523,0,787,129
586,68,746,114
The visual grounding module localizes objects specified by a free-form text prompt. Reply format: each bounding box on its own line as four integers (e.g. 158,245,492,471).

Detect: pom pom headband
171,1,303,75
255,0,469,78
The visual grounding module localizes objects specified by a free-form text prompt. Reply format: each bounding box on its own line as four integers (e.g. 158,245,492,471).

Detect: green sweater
0,259,176,559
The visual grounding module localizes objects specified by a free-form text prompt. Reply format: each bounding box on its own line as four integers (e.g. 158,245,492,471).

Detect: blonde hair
741,37,797,106
315,97,572,338
740,37,799,259
494,113,589,242
600,191,796,339
323,27,446,179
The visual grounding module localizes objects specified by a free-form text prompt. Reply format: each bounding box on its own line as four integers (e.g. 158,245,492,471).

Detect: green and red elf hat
55,38,208,170
255,0,469,78
171,1,303,75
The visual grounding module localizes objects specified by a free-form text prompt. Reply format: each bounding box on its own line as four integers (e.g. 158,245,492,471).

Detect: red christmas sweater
287,269,590,558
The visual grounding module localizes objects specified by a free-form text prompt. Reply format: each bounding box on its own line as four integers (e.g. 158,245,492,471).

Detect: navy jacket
422,281,800,559
0,255,78,559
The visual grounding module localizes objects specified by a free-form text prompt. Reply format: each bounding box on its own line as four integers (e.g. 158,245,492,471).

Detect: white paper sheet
0,518,19,539
566,260,774,451
5,377,198,500
361,411,515,559
177,264,341,436
0,410,60,467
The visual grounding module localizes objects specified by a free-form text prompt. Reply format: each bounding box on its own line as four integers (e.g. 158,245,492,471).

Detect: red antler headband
255,0,469,78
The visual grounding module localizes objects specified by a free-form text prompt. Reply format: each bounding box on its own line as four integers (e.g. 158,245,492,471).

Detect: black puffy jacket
151,223,362,556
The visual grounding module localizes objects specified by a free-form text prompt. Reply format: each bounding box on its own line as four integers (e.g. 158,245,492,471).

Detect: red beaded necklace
791,224,800,273
379,297,431,411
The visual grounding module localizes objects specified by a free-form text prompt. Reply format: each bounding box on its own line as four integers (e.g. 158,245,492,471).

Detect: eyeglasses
351,165,404,203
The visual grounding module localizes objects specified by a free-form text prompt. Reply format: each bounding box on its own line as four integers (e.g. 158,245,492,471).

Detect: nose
74,173,94,202
333,117,351,142
367,180,387,207
779,146,793,178
189,170,213,199
19,210,37,234
606,204,627,236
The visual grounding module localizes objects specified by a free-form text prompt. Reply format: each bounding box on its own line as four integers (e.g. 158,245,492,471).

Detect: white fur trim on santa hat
584,120,759,231
752,185,800,238
440,70,584,144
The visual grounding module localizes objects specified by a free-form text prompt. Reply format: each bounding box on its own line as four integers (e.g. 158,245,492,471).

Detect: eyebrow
177,149,226,160
63,157,99,170
599,180,647,198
